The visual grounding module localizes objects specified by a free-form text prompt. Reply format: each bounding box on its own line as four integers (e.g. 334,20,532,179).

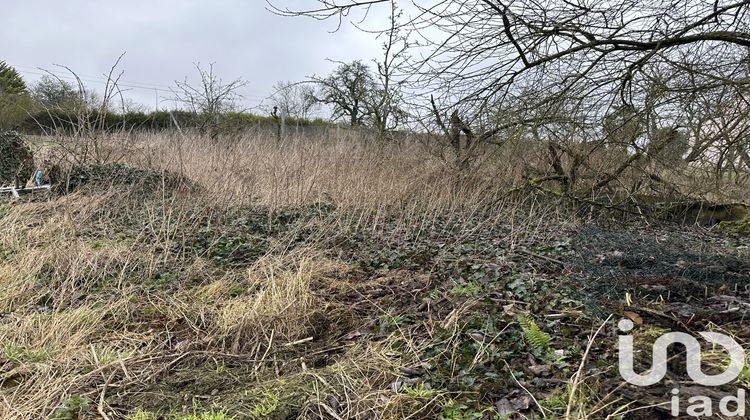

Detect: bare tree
34,53,138,165
274,0,749,104
312,58,407,138
369,0,409,139
171,63,247,139
269,80,319,121
272,0,750,196
314,60,376,127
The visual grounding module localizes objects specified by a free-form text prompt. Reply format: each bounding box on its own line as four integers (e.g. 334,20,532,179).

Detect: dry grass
120,131,514,213
0,130,747,419
0,131,517,418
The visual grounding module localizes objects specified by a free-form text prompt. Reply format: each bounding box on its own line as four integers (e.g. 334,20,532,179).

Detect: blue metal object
33,169,43,187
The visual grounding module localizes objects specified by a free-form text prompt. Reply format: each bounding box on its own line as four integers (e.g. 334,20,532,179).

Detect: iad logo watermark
618,318,747,417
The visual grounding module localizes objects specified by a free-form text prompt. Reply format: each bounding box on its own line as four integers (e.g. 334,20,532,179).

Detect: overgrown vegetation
0,130,748,419
1,0,749,418
17,109,331,136
0,61,33,129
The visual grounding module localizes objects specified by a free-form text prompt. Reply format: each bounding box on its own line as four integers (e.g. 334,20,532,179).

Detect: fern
517,313,552,354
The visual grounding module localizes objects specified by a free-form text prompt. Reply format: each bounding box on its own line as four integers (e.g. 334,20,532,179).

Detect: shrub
0,130,34,186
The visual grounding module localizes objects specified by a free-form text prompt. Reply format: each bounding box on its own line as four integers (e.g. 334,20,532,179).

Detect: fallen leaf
623,311,643,326
496,398,515,417
528,364,552,377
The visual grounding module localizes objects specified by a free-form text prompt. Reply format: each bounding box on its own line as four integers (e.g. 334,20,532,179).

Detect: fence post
273,106,281,142
280,110,286,140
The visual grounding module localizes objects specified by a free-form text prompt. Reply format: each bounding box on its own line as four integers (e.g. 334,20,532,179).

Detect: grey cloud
2,0,384,114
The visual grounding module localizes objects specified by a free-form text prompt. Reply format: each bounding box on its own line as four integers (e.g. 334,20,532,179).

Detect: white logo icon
617,318,747,417
618,318,745,387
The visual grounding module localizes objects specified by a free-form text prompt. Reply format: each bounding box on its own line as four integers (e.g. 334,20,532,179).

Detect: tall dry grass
122,131,517,209
109,128,749,214
4,128,745,418
0,130,577,419
109,130,577,251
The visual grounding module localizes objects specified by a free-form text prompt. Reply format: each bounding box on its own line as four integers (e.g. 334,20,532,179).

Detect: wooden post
273,106,281,142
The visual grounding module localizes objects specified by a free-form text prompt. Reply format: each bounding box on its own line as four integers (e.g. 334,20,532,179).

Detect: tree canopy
272,0,750,128
0,61,27,95
272,0,750,190
0,61,32,129
30,75,82,111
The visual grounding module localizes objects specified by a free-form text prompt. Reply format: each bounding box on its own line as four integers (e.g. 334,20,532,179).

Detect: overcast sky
2,0,386,115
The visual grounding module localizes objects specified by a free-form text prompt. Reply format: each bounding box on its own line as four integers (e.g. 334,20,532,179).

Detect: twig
517,247,565,266
97,370,116,420
565,315,613,420
255,328,275,372
503,359,549,417
283,336,314,347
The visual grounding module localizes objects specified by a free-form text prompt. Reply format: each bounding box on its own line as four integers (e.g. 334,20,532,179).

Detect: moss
176,409,234,420
49,395,93,419
113,365,316,419
716,219,750,236
539,386,570,412
210,375,314,419
126,409,158,420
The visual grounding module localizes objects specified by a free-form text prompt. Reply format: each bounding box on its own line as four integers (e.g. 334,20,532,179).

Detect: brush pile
0,131,33,186
59,163,193,194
